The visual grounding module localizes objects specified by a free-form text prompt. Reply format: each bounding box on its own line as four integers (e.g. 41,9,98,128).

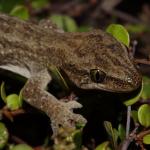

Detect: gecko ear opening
90,69,106,83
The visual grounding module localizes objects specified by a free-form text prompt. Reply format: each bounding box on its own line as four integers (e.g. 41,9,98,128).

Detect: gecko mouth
80,74,142,93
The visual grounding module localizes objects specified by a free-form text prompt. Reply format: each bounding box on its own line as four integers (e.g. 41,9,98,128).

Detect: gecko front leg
22,69,86,137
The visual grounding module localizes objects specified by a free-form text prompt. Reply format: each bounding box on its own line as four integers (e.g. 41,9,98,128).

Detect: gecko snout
125,70,142,92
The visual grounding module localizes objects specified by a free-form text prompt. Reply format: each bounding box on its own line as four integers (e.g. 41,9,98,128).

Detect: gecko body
0,14,141,136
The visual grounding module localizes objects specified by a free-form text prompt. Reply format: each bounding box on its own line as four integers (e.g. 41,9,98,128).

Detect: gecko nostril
127,72,142,89
127,77,133,84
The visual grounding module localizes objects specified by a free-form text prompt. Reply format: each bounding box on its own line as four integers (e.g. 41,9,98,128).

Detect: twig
137,129,150,139
1,106,25,121
118,127,150,150
107,9,142,24
135,58,150,65
118,125,139,150
135,129,150,150
93,1,148,26
11,135,27,144
139,99,150,105
131,40,138,57
126,106,131,138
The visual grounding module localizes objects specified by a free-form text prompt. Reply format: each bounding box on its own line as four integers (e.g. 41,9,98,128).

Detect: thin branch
11,135,27,144
118,126,139,150
108,9,143,24
135,58,150,65
131,40,138,57
126,106,131,138
137,129,150,139
118,127,150,150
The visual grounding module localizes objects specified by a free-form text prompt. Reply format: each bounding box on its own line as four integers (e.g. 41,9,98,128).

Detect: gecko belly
0,65,31,78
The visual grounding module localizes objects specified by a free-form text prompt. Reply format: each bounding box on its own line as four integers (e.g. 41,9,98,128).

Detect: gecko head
79,66,142,93
64,30,142,93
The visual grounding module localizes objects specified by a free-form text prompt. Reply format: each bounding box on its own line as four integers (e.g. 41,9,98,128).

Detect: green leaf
10,5,29,20
141,76,150,100
31,0,49,9
11,144,33,150
118,124,126,141
0,0,23,13
131,110,138,124
124,80,143,106
50,15,64,30
143,134,150,144
77,26,91,32
50,14,78,32
6,94,21,111
18,89,23,108
0,82,23,109
73,130,82,149
106,24,130,47
126,24,150,33
0,82,7,103
95,141,111,150
138,104,150,127
48,65,69,91
0,122,9,149
104,121,118,150
63,16,78,32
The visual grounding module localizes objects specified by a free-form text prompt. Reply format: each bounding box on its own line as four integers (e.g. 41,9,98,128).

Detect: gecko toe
66,101,83,109
51,120,59,138
50,101,86,137
73,114,87,124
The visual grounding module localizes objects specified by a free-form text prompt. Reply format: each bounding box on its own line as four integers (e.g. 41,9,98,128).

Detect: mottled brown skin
0,14,141,136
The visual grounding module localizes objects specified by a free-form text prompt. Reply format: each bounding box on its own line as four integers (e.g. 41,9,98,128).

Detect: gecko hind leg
22,69,87,137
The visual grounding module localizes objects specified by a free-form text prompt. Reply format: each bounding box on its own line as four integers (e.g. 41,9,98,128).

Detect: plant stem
126,106,131,138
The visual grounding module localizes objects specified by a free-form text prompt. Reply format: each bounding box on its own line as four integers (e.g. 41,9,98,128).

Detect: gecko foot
50,100,87,137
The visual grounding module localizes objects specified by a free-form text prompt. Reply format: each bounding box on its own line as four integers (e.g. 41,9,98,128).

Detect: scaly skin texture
0,14,142,136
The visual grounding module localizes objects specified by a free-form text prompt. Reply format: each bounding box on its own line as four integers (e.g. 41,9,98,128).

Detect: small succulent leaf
106,24,130,47
118,124,126,141
124,80,143,106
138,104,150,127
143,134,150,144
113,128,119,145
95,141,111,150
126,24,149,33
6,94,20,111
31,0,49,9
131,110,138,124
18,89,23,107
0,82,7,103
141,76,150,100
0,0,23,13
0,122,9,149
104,121,118,149
77,26,91,32
76,122,86,129
10,144,33,150
50,14,64,30
72,130,82,149
104,121,113,136
50,14,78,32
63,16,78,32
10,5,29,20
48,65,69,91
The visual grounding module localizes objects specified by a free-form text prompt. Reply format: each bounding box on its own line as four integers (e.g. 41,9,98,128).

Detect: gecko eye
90,69,106,83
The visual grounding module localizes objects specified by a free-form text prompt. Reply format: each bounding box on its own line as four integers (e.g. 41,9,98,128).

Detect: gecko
0,13,142,136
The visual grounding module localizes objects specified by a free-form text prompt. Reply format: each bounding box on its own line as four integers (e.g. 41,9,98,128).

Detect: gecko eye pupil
90,69,106,83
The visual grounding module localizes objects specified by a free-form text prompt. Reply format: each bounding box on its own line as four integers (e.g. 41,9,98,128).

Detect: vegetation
0,0,150,150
